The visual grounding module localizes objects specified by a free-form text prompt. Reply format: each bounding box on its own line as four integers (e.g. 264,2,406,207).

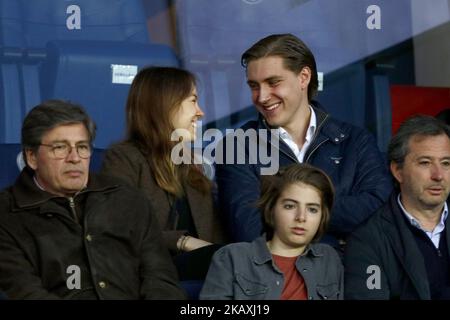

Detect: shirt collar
33,174,87,197
397,194,448,230
278,105,317,142
33,175,46,191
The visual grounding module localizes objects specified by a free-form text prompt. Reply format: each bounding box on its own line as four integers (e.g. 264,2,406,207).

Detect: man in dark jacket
215,34,392,247
345,115,450,299
0,100,186,299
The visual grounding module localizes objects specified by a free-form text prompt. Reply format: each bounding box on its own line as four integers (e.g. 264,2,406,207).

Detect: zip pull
68,197,79,224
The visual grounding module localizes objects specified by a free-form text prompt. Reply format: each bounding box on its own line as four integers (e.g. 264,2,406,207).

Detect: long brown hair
126,66,210,196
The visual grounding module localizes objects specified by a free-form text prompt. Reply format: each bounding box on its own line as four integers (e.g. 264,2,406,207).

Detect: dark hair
241,33,318,102
126,66,210,196
258,163,334,242
22,100,96,163
436,109,450,126
388,114,450,168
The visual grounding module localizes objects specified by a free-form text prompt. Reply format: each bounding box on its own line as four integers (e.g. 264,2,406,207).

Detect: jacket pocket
316,283,340,300
235,274,268,297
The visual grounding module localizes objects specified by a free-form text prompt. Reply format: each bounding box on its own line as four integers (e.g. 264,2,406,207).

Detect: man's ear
390,161,403,184
298,67,311,90
25,149,38,170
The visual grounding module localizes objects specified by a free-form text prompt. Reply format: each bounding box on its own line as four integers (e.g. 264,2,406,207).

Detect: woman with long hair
101,66,226,280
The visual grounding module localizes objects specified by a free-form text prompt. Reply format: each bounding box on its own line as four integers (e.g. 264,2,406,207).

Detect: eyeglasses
39,143,92,159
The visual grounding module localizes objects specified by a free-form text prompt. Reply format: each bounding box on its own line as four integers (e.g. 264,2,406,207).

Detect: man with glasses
0,100,186,299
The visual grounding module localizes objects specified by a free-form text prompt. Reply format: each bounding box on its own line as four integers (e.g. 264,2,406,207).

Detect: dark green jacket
0,167,186,300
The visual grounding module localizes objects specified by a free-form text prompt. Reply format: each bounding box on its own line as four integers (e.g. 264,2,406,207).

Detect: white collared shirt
33,175,46,191
277,105,317,163
397,194,449,248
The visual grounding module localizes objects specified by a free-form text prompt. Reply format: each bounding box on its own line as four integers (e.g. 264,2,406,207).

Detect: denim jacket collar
251,235,324,266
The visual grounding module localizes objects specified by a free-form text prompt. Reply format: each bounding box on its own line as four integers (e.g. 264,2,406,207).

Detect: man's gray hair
22,100,96,152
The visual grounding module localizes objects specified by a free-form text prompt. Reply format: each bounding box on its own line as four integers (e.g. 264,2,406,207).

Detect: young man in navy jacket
215,33,392,249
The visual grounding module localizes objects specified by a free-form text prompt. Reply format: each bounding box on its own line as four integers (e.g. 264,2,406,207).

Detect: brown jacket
0,168,186,299
100,142,226,251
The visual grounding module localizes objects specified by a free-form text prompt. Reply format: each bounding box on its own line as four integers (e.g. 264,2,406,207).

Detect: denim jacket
216,101,393,245
200,236,344,300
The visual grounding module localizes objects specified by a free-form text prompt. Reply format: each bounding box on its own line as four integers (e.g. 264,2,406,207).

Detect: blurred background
1,0,449,152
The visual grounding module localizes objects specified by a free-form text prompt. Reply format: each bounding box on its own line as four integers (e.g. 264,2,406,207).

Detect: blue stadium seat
0,143,22,190
180,280,204,300
0,0,150,49
40,40,178,148
0,0,179,147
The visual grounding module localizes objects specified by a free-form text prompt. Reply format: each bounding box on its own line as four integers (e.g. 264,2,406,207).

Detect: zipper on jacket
304,112,331,163
304,138,329,163
68,197,80,224
263,110,331,165
266,125,329,164
262,119,300,164
277,139,301,164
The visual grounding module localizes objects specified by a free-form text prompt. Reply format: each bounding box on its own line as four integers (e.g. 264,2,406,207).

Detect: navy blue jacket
344,192,450,299
215,102,393,244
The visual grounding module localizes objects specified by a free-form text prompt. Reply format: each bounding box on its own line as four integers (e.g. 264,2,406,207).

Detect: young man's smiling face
246,56,311,129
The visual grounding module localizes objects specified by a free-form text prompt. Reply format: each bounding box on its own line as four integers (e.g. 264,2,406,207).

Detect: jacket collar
309,101,349,145
255,101,349,161
379,191,448,299
251,235,324,266
11,167,119,211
